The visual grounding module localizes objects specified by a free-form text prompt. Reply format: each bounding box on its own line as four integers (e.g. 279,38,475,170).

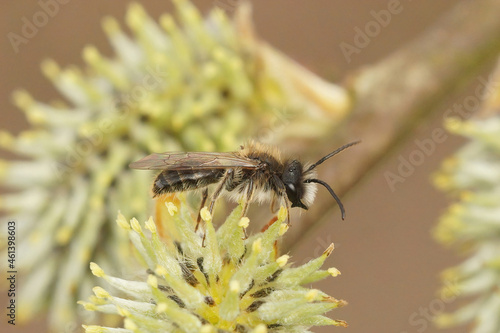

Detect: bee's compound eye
282,160,302,185
287,183,296,192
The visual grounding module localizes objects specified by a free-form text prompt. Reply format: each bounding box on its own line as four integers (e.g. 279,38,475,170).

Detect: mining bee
130,141,359,230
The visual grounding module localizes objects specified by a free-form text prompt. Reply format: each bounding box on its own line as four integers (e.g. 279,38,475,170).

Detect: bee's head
282,141,360,220
281,160,314,210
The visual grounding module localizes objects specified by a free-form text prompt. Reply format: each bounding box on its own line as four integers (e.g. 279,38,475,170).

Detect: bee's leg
273,175,291,225
240,178,254,239
284,197,291,225
195,188,208,232
202,170,233,247
208,169,233,214
270,196,278,213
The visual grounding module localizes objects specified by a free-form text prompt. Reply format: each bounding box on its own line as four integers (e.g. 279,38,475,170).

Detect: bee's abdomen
152,169,225,196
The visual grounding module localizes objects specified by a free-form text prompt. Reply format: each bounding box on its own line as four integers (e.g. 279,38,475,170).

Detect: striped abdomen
152,169,225,197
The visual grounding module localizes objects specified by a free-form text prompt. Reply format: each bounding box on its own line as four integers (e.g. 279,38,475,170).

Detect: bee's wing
129,152,260,170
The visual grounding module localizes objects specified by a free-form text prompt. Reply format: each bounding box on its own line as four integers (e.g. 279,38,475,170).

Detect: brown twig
284,0,500,251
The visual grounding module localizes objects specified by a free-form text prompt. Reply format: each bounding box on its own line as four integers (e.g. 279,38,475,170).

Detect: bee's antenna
304,140,361,173
304,178,345,220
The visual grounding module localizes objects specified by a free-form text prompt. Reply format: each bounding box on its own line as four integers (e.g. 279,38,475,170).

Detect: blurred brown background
0,1,475,332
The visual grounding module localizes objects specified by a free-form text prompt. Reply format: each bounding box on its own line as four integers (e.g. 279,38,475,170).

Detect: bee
129,141,359,230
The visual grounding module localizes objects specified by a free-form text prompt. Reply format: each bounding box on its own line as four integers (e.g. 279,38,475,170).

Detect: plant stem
284,0,500,251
